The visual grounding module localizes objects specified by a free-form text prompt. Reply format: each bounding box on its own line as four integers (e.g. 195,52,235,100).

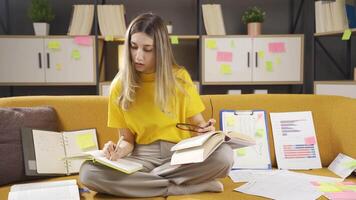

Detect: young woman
79,13,233,198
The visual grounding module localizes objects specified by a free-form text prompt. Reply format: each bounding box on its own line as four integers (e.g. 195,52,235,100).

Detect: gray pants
79,141,233,198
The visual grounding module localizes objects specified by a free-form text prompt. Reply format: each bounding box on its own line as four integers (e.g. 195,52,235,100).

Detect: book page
32,130,67,174
9,180,79,200
170,131,218,151
63,128,98,174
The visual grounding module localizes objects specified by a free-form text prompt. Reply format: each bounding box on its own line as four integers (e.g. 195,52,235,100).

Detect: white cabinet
0,36,96,85
202,35,304,85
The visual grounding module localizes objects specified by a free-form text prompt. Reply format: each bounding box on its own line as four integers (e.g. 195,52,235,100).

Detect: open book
67,150,143,174
21,128,98,175
170,131,255,165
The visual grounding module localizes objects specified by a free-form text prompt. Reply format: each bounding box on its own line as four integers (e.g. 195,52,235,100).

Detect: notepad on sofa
170,131,255,165
67,150,143,174
22,128,98,175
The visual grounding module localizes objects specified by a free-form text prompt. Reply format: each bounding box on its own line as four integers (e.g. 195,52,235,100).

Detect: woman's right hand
103,140,134,161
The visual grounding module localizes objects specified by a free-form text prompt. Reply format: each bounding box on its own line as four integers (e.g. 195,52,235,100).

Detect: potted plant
241,6,266,36
28,0,55,36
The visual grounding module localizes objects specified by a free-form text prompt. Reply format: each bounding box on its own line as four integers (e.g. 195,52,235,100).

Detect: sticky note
304,136,316,145
342,160,356,169
310,181,320,186
71,49,81,60
220,64,232,75
342,29,352,41
217,51,233,62
340,185,356,191
230,40,236,48
319,185,342,192
74,36,92,46
55,63,62,71
48,41,60,50
265,61,273,72
268,42,286,53
275,56,281,65
255,128,264,137
75,133,95,150
105,35,114,41
236,148,246,156
170,36,179,44
226,116,236,127
206,39,217,49
258,51,265,59
328,191,356,199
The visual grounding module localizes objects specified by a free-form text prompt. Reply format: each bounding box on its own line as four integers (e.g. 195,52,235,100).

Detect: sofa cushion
0,106,58,186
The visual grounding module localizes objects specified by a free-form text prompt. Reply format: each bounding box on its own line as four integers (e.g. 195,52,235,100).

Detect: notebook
8,179,79,200
67,150,143,174
21,128,98,175
220,110,272,169
170,131,256,165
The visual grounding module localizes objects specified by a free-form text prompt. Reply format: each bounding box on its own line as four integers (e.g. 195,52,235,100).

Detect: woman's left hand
197,118,216,135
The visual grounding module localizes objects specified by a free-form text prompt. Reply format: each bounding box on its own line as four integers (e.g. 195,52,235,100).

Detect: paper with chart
221,110,271,169
328,153,356,179
270,111,322,169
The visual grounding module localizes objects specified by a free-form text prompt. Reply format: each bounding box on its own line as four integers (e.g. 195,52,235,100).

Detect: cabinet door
0,38,45,83
202,37,252,84
44,37,95,84
252,36,303,83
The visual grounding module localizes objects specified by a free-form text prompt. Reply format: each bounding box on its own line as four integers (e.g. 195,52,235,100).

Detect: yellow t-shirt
107,67,205,144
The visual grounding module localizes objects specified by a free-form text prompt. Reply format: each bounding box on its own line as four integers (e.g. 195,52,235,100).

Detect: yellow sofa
0,94,355,200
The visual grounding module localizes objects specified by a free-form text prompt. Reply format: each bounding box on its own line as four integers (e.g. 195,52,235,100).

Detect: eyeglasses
176,123,205,133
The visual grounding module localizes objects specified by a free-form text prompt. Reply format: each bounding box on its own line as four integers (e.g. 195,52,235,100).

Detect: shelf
314,80,356,84
98,35,200,41
314,28,356,37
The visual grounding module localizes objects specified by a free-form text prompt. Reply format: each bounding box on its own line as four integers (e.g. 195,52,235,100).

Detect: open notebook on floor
170,130,256,165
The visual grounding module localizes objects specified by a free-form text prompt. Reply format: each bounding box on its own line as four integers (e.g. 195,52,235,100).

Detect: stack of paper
97,5,127,37
202,4,226,35
68,5,94,35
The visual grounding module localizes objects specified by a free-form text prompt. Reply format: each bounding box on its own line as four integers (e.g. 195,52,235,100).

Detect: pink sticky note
305,136,316,144
268,42,286,53
216,51,233,62
328,191,356,199
340,182,356,186
310,181,320,186
74,36,92,46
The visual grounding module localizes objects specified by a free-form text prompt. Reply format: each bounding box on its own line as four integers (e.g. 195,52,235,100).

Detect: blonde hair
115,13,181,114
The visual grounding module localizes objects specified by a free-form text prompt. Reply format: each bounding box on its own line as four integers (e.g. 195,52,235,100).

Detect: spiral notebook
21,128,98,176
220,110,272,169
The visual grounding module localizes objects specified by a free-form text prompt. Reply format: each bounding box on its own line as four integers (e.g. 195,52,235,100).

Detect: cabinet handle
255,52,258,68
47,53,50,69
38,53,42,69
247,52,250,67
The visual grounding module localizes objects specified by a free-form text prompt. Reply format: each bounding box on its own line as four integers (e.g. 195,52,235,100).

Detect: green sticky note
230,40,236,48
75,133,95,150
170,36,179,44
342,29,352,40
266,61,273,72
105,35,114,41
55,63,62,71
220,64,232,75
275,56,281,65
318,185,342,192
206,39,217,49
258,51,265,59
255,128,264,137
342,160,356,169
48,41,60,50
236,148,246,156
340,185,356,191
71,49,81,60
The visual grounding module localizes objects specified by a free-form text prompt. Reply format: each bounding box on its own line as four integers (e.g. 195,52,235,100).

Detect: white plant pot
33,23,50,36
166,25,173,34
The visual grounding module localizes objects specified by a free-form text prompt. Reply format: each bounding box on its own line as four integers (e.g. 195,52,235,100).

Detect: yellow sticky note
220,64,232,75
75,133,95,150
105,35,114,41
342,160,356,169
71,49,81,60
226,116,236,127
236,148,246,156
275,56,281,65
55,63,62,71
266,61,273,72
230,40,236,48
318,185,342,192
255,128,264,137
48,41,60,50
258,51,265,59
206,39,217,49
340,185,356,191
170,36,179,44
342,29,352,40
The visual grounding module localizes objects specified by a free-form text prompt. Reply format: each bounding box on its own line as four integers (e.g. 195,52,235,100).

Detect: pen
110,136,124,160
